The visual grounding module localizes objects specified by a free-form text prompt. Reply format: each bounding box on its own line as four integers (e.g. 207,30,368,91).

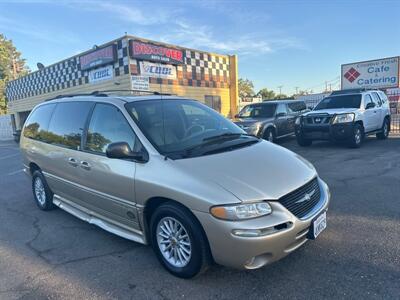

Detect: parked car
20,94,330,278
295,89,391,148
233,100,309,142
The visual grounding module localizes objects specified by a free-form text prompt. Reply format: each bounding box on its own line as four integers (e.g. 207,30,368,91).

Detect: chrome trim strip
53,195,146,244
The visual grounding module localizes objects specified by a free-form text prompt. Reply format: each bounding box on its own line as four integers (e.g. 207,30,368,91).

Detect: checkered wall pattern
130,49,231,89
6,39,130,102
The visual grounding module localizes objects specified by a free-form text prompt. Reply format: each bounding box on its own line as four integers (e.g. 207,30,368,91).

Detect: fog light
232,229,262,237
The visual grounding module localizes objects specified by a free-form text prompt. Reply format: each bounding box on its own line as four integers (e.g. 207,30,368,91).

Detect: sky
1,0,400,95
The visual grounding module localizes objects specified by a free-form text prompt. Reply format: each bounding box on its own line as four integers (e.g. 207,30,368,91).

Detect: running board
53,195,146,244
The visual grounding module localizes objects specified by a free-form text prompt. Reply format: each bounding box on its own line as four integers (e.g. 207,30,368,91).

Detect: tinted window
314,95,362,110
85,104,139,154
288,101,307,113
371,93,382,107
204,95,221,113
47,102,92,150
364,95,374,109
276,104,287,115
238,104,276,118
23,104,55,141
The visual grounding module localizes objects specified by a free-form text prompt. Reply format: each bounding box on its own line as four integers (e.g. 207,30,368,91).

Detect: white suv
295,89,391,148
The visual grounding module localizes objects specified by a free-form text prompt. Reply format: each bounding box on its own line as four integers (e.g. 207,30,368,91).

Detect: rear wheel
376,118,389,140
296,134,312,147
32,170,56,210
150,202,210,278
348,123,364,148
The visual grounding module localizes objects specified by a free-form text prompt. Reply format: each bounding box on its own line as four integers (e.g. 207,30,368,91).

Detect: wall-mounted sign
341,57,399,90
80,44,116,70
130,40,183,65
139,61,177,79
131,75,150,91
89,65,113,84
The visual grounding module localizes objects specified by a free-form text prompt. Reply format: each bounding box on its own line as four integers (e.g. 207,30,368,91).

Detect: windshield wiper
203,132,257,142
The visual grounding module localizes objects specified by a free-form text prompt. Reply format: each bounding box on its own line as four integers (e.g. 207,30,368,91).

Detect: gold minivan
20,94,330,278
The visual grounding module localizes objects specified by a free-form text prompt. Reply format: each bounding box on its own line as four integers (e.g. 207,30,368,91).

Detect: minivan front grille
279,178,321,219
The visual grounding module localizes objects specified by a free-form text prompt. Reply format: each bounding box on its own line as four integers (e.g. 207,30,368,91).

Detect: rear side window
85,103,139,154
47,102,93,150
23,104,55,141
371,93,382,107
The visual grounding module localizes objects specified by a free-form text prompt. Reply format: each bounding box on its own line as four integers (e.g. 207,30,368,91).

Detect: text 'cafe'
6,35,239,130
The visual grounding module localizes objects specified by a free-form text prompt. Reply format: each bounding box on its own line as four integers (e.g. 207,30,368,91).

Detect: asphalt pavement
0,136,399,300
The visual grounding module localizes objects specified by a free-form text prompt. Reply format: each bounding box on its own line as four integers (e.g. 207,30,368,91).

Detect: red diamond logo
344,67,360,83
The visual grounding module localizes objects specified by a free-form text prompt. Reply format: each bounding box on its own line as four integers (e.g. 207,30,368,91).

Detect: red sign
80,45,116,70
130,40,183,65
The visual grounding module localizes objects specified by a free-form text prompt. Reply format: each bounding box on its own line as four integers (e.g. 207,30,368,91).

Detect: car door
43,101,94,203
76,102,142,231
371,92,384,128
274,103,289,136
363,94,380,132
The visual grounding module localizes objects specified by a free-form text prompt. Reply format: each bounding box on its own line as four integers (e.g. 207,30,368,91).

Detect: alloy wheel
34,177,46,205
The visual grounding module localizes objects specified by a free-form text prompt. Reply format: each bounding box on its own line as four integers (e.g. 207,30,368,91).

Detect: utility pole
325,81,328,92
277,85,283,96
329,83,332,92
295,86,299,95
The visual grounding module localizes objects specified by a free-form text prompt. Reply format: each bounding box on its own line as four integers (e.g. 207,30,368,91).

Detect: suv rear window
314,95,361,110
47,102,93,150
23,104,56,141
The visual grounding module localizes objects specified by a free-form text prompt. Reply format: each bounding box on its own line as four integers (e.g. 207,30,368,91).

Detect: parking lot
1,137,399,300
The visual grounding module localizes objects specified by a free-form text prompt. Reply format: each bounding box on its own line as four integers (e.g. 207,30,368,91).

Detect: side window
23,104,55,142
276,103,287,116
364,95,374,109
204,95,222,113
47,102,93,150
371,93,382,107
288,101,307,114
85,104,139,154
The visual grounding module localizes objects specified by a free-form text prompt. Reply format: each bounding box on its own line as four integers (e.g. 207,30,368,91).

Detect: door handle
80,161,91,171
68,157,78,167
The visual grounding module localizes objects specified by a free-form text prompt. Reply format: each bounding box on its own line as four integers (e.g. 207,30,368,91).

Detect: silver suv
20,94,330,278
295,89,391,148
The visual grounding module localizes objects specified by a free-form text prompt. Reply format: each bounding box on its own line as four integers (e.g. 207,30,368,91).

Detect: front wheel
32,170,56,210
376,118,389,140
150,202,210,278
263,128,275,143
348,123,364,148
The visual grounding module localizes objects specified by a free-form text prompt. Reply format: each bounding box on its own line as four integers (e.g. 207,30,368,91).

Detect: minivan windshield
237,103,276,118
314,95,361,110
125,99,258,159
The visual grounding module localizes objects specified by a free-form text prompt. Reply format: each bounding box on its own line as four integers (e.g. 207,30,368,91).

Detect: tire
150,202,210,278
263,128,275,143
32,170,56,211
296,134,312,147
376,118,389,140
348,123,364,148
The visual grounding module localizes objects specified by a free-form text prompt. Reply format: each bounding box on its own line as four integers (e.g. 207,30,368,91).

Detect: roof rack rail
330,88,379,95
91,89,176,96
45,91,108,101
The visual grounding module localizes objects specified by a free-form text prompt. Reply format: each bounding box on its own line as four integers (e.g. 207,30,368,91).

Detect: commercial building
6,35,239,130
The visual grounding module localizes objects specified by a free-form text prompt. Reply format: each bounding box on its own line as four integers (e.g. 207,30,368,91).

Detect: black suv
233,100,309,142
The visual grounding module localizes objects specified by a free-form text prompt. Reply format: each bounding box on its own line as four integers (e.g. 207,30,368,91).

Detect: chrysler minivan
20,94,330,278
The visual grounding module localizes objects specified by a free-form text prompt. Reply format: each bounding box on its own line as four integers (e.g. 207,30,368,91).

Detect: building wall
6,35,238,129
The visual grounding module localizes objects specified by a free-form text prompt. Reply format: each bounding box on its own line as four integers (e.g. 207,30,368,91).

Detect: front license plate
311,211,327,239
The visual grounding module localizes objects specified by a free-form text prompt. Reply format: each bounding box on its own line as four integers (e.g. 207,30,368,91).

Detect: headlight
249,123,262,134
295,117,301,125
332,113,355,124
210,202,272,220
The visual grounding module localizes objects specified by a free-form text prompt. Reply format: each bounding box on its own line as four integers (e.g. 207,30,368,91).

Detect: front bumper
295,122,355,141
193,178,330,269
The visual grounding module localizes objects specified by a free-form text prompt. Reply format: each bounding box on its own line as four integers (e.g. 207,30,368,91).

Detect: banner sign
131,75,150,91
89,65,113,84
130,40,183,64
80,44,116,70
139,61,177,79
341,57,399,90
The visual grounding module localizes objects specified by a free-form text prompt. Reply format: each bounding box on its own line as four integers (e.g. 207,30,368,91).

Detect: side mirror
106,142,148,162
276,112,287,118
366,102,376,109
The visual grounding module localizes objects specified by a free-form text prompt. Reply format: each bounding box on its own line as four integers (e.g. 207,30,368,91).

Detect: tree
238,78,255,100
257,88,275,100
0,34,29,114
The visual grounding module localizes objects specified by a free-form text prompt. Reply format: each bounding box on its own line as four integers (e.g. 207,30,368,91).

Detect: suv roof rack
330,88,379,96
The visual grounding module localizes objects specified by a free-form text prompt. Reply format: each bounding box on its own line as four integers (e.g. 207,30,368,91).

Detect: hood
233,117,274,128
173,141,317,202
304,108,358,116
